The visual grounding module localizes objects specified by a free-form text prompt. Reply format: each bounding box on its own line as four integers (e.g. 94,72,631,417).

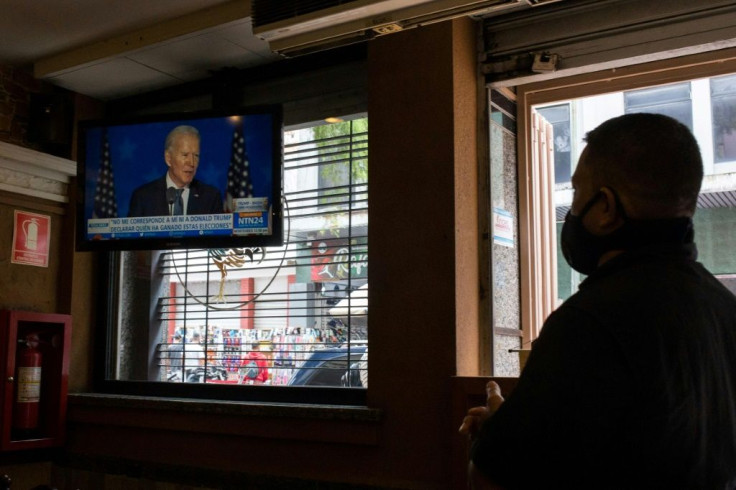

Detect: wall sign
310,239,368,282
11,211,51,267
493,207,514,248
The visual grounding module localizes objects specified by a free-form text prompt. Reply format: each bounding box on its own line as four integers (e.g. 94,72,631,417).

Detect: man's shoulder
594,254,730,301
132,175,165,194
556,254,736,345
191,179,220,194
572,254,696,300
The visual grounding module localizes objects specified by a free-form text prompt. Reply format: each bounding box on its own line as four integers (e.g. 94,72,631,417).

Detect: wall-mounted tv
75,105,283,252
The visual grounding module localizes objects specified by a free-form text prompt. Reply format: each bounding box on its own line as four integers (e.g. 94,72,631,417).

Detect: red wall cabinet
0,310,71,451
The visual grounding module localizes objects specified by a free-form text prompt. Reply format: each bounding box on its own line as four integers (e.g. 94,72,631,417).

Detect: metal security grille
154,118,368,388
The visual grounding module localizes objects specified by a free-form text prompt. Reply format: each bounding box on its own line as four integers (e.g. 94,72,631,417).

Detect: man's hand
460,381,507,490
458,381,505,438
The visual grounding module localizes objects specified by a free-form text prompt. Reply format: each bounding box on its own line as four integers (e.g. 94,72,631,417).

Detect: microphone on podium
167,187,177,216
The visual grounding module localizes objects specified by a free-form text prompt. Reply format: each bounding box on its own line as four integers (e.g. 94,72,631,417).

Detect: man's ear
595,187,624,232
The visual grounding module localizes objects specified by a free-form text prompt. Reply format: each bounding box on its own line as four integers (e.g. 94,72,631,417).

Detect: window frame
515,47,736,345
623,81,694,130
93,117,369,406
708,73,736,173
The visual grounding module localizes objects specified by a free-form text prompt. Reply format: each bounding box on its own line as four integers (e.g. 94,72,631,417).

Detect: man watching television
460,113,736,489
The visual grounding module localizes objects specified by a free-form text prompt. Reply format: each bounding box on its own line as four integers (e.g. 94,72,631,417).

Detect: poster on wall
493,207,514,248
11,210,51,267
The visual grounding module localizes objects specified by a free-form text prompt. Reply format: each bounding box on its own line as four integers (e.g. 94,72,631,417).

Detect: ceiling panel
126,21,280,82
47,58,181,100
0,0,274,100
0,0,235,65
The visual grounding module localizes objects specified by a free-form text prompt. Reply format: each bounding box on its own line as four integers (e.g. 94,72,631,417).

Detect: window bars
152,118,368,387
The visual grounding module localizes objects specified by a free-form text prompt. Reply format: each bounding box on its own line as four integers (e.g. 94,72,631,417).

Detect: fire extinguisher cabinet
0,310,71,451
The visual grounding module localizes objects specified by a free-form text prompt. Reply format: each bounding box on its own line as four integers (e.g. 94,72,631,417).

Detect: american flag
92,130,118,219
224,120,253,213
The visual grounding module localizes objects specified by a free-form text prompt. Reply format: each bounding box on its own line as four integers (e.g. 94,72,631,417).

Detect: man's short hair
165,125,200,152
582,113,703,217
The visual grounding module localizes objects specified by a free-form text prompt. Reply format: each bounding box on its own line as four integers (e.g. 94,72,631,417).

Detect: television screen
75,105,283,251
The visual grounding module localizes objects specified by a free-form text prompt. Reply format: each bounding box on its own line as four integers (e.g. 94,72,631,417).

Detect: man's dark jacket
472,241,736,489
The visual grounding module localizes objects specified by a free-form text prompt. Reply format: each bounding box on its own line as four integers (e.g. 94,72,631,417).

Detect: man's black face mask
560,191,607,275
560,188,694,275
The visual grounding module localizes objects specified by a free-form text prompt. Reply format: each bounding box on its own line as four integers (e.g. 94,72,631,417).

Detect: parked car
167,365,229,383
287,345,367,387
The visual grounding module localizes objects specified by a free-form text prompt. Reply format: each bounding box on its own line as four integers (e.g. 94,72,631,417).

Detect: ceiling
1,0,563,102
0,0,281,101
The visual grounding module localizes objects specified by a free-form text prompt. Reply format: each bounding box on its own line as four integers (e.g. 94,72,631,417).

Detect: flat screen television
75,105,283,252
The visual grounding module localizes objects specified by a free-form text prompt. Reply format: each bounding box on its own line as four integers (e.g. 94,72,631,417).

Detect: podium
0,310,71,451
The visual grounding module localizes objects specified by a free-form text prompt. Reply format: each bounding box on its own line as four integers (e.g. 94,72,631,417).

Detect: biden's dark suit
128,175,224,217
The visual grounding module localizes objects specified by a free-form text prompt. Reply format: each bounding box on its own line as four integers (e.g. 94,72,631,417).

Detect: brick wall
0,64,42,149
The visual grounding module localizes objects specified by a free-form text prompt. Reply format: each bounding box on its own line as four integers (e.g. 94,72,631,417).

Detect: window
536,103,572,184
517,55,736,351
711,74,736,164
624,82,693,130
548,79,736,302
103,116,368,403
529,78,736,304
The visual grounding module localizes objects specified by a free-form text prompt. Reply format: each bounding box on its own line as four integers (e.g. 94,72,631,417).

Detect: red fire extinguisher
13,333,42,432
